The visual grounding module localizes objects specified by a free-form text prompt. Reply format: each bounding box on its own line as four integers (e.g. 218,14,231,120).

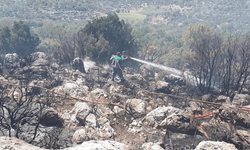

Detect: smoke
83,57,96,72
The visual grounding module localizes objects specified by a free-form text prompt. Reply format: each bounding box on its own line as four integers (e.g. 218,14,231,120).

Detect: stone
72,102,91,125
72,129,88,144
143,106,180,126
232,94,250,106
126,99,146,118
65,140,128,150
71,57,85,73
4,53,21,68
85,113,97,128
194,141,238,150
142,142,164,150
40,108,63,127
214,95,231,103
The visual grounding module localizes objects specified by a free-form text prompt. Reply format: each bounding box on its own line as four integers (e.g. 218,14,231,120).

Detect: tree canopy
78,14,138,63
0,20,40,56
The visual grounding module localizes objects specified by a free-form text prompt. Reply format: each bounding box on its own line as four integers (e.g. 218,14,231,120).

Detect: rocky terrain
0,52,250,150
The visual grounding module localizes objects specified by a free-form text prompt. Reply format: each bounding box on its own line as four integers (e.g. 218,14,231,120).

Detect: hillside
0,0,249,33
0,51,249,150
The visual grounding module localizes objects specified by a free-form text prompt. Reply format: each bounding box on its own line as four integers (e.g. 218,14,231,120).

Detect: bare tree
187,34,222,94
0,84,69,149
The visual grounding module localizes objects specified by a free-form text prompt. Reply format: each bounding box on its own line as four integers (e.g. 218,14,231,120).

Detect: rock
113,106,123,114
218,103,250,128
194,141,238,150
4,53,21,68
85,113,97,128
164,132,206,149
140,64,155,81
199,120,232,141
89,88,107,99
0,136,46,150
142,142,164,150
148,80,172,94
159,109,196,134
71,57,85,73
53,81,89,98
232,94,250,106
40,108,63,127
143,106,180,127
72,129,88,144
29,52,49,66
202,94,212,102
188,101,202,114
231,130,250,149
30,127,64,149
155,80,171,93
126,99,146,118
214,95,231,103
71,102,91,125
96,117,115,139
164,74,185,86
64,140,128,150
127,74,149,88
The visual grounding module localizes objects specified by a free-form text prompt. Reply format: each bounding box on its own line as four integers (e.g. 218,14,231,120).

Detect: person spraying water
110,52,126,83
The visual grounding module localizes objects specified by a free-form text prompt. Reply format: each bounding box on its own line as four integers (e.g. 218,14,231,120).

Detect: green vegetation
140,7,167,15
81,14,138,63
118,13,146,23
0,21,40,56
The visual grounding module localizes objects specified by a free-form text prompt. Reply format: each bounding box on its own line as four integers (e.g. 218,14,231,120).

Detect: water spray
129,57,199,86
130,57,183,76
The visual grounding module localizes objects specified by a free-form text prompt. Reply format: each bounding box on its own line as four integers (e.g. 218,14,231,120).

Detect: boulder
194,141,238,150
72,102,91,125
71,57,85,73
64,140,128,150
164,74,185,86
143,106,180,127
40,108,63,127
214,95,231,103
96,117,116,139
89,88,108,99
53,81,89,98
142,142,164,150
126,99,146,118
29,52,49,66
0,136,46,150
149,81,172,94
140,64,155,81
127,74,149,88
4,53,20,68
159,109,196,134
199,120,232,141
164,132,206,149
232,94,250,106
202,94,212,102
231,130,250,149
72,129,89,144
188,101,202,114
219,103,250,128
85,113,97,128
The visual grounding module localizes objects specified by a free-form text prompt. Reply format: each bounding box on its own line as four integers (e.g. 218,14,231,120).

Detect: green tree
182,23,215,51
79,14,138,63
10,20,40,56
